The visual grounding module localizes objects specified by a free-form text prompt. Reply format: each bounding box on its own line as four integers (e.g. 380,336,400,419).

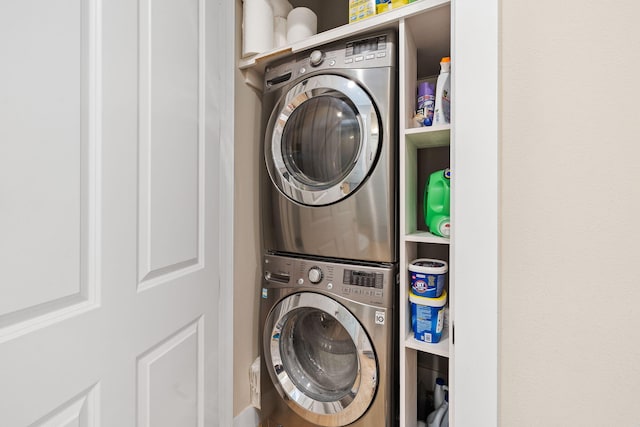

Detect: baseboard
233,406,260,427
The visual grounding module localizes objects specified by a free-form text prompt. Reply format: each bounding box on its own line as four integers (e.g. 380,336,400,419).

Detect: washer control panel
263,253,394,308
344,34,388,64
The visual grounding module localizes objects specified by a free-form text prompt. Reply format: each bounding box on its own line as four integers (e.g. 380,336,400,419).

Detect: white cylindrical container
286,7,317,44
270,0,292,47
274,16,288,47
270,0,292,17
242,0,274,57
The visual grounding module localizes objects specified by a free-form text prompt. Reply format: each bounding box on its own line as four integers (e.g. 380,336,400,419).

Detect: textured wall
500,1,640,425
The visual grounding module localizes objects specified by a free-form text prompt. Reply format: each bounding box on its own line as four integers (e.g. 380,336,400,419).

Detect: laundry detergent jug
424,168,451,237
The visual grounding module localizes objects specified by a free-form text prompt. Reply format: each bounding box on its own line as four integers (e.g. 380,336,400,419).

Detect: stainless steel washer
259,253,396,427
261,31,397,263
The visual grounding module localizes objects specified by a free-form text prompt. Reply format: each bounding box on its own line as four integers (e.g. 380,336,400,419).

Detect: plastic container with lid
409,258,448,298
410,290,447,343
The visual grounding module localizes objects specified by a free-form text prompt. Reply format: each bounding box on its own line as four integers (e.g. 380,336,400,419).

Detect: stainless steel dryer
259,253,396,427
261,31,397,263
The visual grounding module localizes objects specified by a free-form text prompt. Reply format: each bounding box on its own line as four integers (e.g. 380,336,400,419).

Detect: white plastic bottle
433,377,448,409
441,410,449,427
427,399,448,427
433,57,451,125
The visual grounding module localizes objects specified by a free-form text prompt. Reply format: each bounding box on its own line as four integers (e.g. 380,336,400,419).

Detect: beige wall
233,0,263,417
500,1,640,425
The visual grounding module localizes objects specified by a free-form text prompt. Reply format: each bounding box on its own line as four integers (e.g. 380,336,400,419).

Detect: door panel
0,0,97,338
0,0,227,425
137,318,203,427
138,0,203,286
31,385,99,427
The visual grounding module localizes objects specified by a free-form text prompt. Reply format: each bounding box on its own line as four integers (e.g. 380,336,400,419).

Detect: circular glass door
264,292,378,426
265,74,381,206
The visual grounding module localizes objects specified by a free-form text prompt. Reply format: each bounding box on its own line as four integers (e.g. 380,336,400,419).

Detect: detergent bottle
424,168,451,237
433,57,451,125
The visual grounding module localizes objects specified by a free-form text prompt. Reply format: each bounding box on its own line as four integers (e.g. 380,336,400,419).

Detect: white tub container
409,258,447,298
410,290,447,343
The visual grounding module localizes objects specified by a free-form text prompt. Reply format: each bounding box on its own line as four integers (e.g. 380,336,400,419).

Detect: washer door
264,292,378,426
265,74,381,206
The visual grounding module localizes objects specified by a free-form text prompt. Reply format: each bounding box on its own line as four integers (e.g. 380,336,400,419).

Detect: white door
0,0,233,426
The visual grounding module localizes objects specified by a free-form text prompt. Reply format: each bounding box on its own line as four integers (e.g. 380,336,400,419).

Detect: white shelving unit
238,0,449,72
399,6,452,427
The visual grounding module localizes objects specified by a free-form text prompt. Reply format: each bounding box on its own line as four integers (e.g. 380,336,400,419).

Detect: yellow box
376,0,409,14
349,0,376,23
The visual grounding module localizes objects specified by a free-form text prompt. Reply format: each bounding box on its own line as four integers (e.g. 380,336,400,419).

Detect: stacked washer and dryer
259,30,398,427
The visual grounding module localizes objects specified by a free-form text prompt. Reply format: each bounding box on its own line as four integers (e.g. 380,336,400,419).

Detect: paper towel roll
270,0,292,18
274,16,288,48
242,0,274,57
286,7,317,44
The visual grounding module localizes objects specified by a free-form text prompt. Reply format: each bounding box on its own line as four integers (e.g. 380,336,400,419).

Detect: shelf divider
405,125,451,148
404,327,450,358
404,230,450,244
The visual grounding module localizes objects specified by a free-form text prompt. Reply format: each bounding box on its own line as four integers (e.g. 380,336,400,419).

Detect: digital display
353,37,378,55
343,270,383,288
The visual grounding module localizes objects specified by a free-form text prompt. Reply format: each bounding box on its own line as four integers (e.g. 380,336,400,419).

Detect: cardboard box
376,0,410,14
349,0,376,23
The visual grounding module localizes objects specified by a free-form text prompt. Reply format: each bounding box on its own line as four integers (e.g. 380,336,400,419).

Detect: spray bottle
433,377,448,409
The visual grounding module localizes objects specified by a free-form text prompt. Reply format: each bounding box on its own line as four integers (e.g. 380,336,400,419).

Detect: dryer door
265,74,381,206
264,292,378,426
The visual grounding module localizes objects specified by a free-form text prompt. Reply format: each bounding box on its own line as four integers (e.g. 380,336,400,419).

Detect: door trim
216,0,234,425
451,0,499,426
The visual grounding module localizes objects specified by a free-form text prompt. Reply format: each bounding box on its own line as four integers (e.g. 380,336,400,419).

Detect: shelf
404,327,450,358
404,231,450,244
238,0,450,72
405,125,450,148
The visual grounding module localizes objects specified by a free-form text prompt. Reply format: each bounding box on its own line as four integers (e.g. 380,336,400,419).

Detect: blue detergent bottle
424,168,451,237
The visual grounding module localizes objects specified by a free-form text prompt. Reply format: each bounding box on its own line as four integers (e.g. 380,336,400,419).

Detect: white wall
500,1,640,425
233,0,263,417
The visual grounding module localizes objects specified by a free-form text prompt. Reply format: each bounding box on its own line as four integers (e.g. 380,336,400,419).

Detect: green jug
424,168,451,237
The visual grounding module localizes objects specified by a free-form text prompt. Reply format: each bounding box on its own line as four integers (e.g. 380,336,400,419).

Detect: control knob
309,50,324,67
308,267,323,284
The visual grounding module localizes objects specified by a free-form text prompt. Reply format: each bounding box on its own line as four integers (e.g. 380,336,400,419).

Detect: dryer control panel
264,30,396,92
262,253,395,308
